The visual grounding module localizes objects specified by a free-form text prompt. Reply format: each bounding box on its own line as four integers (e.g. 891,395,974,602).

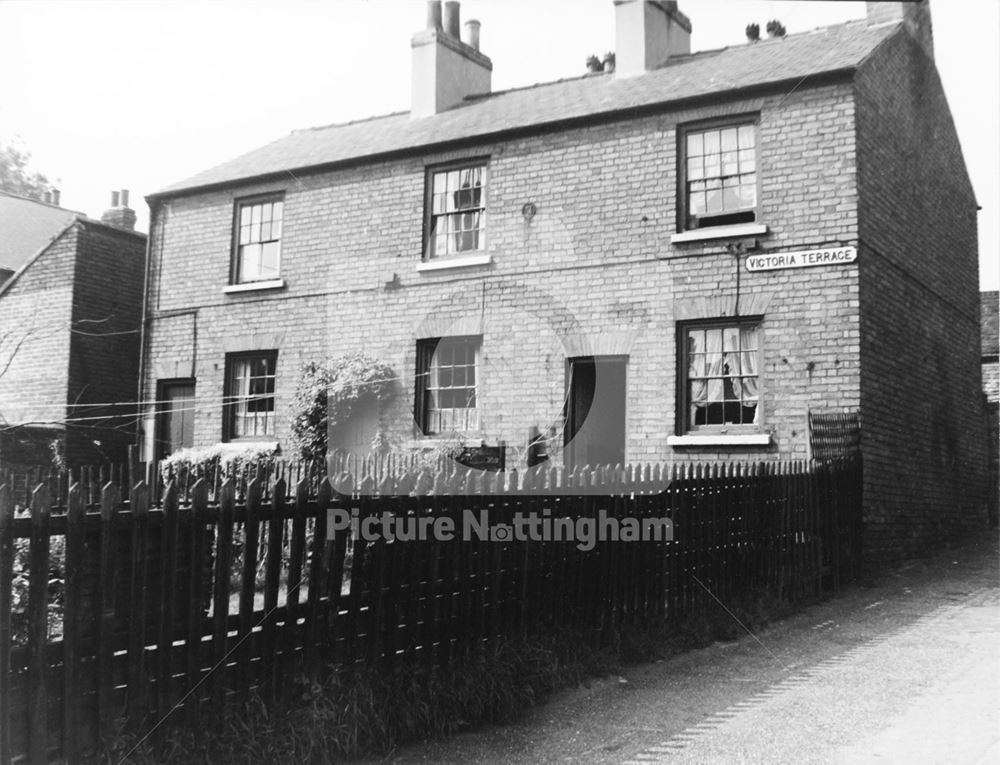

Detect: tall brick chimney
100,189,137,231
411,0,492,118
614,0,691,77
866,0,933,60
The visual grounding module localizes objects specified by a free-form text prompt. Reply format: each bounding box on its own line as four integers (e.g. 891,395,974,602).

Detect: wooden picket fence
0,457,862,764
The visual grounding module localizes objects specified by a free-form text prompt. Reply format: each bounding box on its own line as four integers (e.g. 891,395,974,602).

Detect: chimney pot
120,189,130,208
43,191,52,204
463,19,481,51
426,0,442,31
111,191,120,207
444,1,460,38
52,189,61,206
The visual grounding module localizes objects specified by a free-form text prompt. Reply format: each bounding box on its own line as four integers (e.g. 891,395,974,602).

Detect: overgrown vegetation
101,587,796,764
289,353,395,463
159,442,279,485
0,138,54,200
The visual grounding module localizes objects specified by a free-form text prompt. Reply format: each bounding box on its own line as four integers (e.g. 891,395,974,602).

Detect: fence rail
0,457,862,764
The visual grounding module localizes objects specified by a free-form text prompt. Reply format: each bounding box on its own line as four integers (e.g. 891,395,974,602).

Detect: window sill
216,440,279,452
667,433,772,448
670,223,769,244
416,253,491,272
223,279,286,294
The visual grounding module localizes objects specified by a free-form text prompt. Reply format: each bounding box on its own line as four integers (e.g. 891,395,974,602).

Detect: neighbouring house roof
983,291,999,358
154,17,900,198
0,191,81,272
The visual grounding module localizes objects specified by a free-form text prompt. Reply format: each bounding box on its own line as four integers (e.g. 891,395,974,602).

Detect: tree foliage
289,353,395,462
0,139,53,200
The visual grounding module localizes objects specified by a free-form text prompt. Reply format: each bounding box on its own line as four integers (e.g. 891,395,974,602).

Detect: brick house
140,0,989,558
0,190,146,468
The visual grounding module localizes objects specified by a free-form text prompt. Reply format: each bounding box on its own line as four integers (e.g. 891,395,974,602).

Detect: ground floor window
224,352,277,440
416,336,480,435
680,320,760,431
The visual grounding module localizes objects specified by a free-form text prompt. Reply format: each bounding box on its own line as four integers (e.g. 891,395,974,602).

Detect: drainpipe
135,200,157,462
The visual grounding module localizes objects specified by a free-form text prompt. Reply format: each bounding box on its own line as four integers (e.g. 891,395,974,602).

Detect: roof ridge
0,188,83,216
295,109,409,134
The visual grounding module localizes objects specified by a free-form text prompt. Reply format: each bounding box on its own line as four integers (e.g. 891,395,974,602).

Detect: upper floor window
224,351,277,440
679,320,760,432
233,195,283,283
680,121,757,230
415,336,481,435
425,162,487,259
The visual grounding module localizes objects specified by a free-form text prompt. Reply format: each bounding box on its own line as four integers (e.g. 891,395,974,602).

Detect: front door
564,356,627,469
156,381,195,462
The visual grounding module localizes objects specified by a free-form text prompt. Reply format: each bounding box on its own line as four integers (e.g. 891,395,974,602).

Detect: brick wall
855,31,990,558
143,81,863,470
0,225,76,463
65,222,146,465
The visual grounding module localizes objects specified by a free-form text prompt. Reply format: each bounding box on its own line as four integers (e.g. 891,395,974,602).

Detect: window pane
687,156,704,180
721,151,738,176
704,154,720,177
721,127,738,152
687,132,704,156
259,242,280,278
738,125,755,149
723,327,739,353
704,130,720,154
240,243,261,281
723,186,740,211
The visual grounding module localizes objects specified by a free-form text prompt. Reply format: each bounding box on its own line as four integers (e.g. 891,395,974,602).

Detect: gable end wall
855,31,989,559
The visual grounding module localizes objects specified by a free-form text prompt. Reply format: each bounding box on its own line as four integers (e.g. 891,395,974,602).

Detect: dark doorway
564,356,627,468
156,381,195,463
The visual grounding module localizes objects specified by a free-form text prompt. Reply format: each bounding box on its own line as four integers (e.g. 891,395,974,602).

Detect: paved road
369,537,999,765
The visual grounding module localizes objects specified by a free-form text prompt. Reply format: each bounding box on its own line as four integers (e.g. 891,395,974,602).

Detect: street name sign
746,246,857,272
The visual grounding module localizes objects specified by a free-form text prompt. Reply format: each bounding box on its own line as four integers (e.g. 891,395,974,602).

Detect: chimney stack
101,188,137,231
614,0,691,77
411,1,492,118
866,0,933,59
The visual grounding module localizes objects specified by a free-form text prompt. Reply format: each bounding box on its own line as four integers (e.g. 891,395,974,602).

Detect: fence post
97,482,120,742
0,482,13,765
62,483,86,762
183,478,208,723
28,483,51,765
126,480,150,733
158,482,180,721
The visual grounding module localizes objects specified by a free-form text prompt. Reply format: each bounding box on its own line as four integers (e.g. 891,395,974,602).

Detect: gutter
147,68,857,203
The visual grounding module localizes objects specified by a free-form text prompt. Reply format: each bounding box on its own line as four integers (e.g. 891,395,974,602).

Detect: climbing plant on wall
289,353,395,462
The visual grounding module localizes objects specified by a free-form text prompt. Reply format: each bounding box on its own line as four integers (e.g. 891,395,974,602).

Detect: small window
233,195,284,283
680,121,757,230
415,336,481,435
425,162,487,259
679,321,761,432
224,352,277,440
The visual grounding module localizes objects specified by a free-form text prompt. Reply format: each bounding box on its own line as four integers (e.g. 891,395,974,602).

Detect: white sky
0,0,996,289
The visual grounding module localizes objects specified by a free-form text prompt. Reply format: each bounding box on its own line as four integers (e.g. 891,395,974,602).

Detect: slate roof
155,17,900,198
983,291,999,357
0,191,80,272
